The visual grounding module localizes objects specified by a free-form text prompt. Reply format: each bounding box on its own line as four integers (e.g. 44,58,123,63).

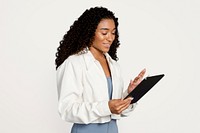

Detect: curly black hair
55,7,120,69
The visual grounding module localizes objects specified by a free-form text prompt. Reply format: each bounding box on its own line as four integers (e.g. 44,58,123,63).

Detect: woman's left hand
127,68,146,94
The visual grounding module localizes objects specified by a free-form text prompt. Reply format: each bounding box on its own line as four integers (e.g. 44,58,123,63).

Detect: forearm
58,99,112,124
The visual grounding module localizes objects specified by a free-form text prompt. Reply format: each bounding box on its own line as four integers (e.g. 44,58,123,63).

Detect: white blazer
56,50,136,124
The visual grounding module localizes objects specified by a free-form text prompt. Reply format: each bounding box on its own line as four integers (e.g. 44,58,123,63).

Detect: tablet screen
124,74,164,104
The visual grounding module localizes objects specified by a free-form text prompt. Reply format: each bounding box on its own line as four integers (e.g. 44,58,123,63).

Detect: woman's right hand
108,97,133,114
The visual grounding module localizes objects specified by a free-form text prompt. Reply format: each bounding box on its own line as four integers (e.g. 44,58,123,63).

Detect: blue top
70,77,118,133
107,77,113,100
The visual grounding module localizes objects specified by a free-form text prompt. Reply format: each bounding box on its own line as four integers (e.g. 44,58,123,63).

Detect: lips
103,43,111,48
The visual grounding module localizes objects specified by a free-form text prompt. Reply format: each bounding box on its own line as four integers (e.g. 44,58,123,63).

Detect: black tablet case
124,74,164,104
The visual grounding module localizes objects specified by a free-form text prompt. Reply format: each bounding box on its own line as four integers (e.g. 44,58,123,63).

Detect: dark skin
90,19,146,114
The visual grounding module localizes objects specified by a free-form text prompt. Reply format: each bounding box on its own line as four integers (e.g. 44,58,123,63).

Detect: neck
89,46,105,61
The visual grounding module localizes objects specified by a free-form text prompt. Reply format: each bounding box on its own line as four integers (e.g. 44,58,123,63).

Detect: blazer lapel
105,53,122,99
83,51,109,100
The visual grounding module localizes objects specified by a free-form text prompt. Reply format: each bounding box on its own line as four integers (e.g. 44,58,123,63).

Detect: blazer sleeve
56,58,111,124
117,64,138,117
121,90,138,117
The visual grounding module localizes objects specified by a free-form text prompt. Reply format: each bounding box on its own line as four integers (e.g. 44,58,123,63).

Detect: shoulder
57,54,85,71
68,54,84,64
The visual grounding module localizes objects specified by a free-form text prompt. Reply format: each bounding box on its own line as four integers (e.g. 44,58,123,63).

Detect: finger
117,99,132,113
119,102,131,112
133,76,140,83
113,99,126,106
138,68,146,77
129,79,133,85
135,76,140,80
117,98,132,109
124,97,133,102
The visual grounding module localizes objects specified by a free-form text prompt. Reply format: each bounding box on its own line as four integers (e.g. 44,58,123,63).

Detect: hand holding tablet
125,70,165,104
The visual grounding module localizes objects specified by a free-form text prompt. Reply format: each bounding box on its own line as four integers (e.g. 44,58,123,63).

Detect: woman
55,7,146,133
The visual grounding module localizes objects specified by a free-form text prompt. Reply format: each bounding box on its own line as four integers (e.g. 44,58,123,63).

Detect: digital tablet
124,74,164,104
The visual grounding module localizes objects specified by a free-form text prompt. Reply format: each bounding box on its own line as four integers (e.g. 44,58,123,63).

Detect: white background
1,0,200,133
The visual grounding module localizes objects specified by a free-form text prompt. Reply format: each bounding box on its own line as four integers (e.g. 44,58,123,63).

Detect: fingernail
129,97,134,100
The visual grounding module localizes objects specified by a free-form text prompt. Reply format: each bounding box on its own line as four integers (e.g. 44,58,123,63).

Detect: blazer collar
104,52,115,64
83,50,115,70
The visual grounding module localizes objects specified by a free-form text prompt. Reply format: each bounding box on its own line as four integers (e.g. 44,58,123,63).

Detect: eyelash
102,33,116,35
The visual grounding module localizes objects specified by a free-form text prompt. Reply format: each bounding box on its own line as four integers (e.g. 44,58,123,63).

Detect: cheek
95,33,105,42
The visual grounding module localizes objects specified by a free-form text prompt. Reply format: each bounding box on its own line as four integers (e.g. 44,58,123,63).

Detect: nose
107,33,115,42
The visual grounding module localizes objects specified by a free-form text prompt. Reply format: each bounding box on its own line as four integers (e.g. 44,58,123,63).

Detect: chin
103,47,110,52
102,49,110,53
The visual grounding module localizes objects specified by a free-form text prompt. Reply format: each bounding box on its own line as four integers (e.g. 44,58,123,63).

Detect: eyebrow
100,28,116,31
